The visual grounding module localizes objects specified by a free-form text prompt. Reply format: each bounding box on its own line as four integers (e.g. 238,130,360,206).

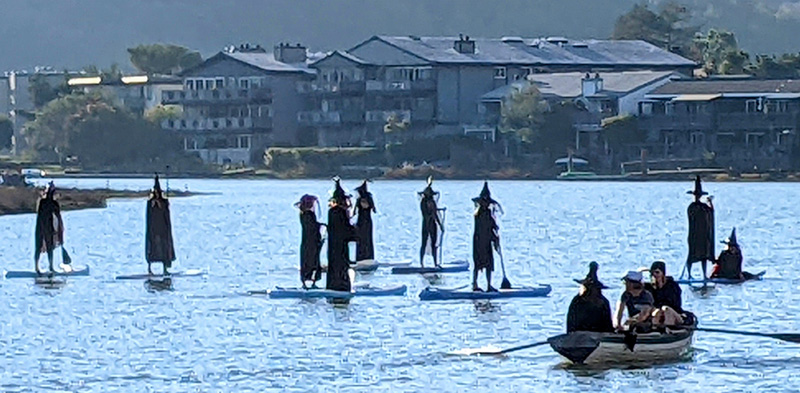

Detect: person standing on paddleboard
472,181,501,292
34,182,68,275
326,178,358,292
686,175,714,281
145,174,176,275
418,176,442,268
354,180,376,263
296,194,324,289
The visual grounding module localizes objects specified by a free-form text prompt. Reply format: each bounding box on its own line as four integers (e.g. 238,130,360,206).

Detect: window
186,80,194,90
690,132,705,145
251,78,261,88
239,79,249,89
215,78,225,89
205,80,214,90
746,132,765,148
238,135,251,149
522,67,533,77
494,67,507,79
228,77,236,87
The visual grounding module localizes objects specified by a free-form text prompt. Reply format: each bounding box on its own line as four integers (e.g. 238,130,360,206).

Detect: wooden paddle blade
500,278,512,289
769,333,800,343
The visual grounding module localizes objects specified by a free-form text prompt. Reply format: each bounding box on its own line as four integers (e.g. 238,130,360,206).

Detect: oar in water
497,243,511,289
695,327,800,343
448,340,549,356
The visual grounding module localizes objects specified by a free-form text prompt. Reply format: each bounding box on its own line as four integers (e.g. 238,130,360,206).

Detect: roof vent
409,35,421,41
545,36,569,44
501,36,524,43
571,42,589,48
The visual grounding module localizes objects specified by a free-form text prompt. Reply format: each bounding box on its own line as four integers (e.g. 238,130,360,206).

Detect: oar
497,243,511,289
448,340,549,356
695,327,800,343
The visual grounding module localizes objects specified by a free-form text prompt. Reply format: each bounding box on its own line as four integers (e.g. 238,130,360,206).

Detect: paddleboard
4,265,90,279
419,284,552,301
391,260,469,275
115,269,205,280
675,270,765,285
255,284,407,299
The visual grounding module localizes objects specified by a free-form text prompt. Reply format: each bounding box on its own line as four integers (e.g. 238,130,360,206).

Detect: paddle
497,243,511,289
694,327,800,344
448,340,549,356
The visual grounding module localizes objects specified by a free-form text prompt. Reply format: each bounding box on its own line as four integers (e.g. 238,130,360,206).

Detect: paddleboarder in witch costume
712,228,756,280
686,175,714,281
145,174,176,275
34,182,70,275
354,180,376,263
326,178,358,292
418,176,443,268
472,181,501,292
296,194,324,289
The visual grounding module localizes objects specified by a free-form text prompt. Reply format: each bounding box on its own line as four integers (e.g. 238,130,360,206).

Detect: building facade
68,74,183,116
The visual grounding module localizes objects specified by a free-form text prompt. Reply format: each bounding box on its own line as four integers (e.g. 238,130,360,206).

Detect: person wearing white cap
613,270,655,331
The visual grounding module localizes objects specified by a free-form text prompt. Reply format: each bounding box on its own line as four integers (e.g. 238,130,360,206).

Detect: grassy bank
0,187,197,216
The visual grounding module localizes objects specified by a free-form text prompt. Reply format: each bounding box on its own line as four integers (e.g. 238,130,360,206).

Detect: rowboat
256,283,407,299
675,270,765,285
548,324,696,365
419,284,552,301
391,260,469,275
4,265,90,279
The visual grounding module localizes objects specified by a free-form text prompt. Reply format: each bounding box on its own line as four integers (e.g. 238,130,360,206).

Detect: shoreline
0,187,199,216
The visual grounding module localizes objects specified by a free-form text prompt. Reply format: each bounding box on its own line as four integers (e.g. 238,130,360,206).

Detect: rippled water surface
2,179,800,392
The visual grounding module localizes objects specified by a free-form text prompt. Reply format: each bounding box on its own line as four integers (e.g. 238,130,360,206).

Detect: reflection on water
2,179,800,391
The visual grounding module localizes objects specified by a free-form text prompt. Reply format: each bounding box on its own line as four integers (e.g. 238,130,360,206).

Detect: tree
747,54,800,78
692,29,750,75
28,73,70,108
612,2,699,57
82,64,123,80
127,44,203,75
145,105,182,124
0,115,12,149
602,114,643,152
500,83,548,144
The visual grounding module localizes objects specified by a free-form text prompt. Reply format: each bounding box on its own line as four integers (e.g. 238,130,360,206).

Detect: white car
21,168,46,178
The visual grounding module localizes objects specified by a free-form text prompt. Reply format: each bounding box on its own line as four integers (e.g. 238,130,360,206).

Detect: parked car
21,168,46,178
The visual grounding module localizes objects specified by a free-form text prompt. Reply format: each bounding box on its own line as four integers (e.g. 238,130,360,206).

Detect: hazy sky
2,0,799,72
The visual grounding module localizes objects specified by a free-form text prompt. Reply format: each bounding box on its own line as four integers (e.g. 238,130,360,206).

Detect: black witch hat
330,176,350,203
418,175,438,198
721,227,738,246
472,181,499,205
152,173,164,198
686,175,708,196
45,181,56,198
573,261,609,289
355,179,371,197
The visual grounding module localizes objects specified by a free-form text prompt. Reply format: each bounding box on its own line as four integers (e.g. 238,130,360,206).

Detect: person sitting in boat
567,261,613,333
712,228,757,280
145,174,176,275
614,270,655,332
686,175,715,281
296,194,324,289
326,178,358,292
34,181,68,275
472,181,501,292
644,260,684,327
418,176,443,268
354,180,376,263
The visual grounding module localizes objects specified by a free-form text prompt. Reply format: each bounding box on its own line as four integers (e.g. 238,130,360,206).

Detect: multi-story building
638,78,800,170
301,35,695,147
162,43,315,165
67,74,182,116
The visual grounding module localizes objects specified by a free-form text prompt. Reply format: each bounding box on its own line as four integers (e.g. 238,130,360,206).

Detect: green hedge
264,147,383,175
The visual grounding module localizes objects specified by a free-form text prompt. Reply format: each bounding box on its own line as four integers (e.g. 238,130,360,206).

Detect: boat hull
548,328,694,365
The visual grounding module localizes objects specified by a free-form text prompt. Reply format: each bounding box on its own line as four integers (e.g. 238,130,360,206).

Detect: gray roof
650,79,800,95
221,51,315,74
357,36,695,67
481,71,676,101
311,50,369,66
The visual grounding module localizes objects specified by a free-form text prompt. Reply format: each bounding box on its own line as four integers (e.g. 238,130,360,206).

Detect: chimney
274,42,307,63
454,34,475,54
233,43,266,53
582,72,603,97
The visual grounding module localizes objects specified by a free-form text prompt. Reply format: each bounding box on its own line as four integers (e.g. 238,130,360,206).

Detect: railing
365,110,411,123
639,113,714,130
161,87,272,104
297,111,342,125
297,80,366,94
365,79,436,92
716,112,797,130
162,116,272,131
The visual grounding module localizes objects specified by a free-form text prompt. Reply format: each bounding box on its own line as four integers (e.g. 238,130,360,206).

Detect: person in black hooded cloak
145,174,176,275
686,175,714,280
418,176,443,267
354,180,376,262
34,182,67,274
296,194,323,289
712,228,756,280
472,181,501,292
567,262,613,333
326,178,358,291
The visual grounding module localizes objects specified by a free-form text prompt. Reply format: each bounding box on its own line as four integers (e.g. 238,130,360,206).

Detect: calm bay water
2,179,800,392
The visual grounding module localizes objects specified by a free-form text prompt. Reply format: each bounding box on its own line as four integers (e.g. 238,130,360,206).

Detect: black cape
644,277,683,313
566,293,614,333
35,197,64,254
420,196,439,254
326,205,357,291
355,194,375,261
687,201,714,264
299,210,323,282
472,205,499,271
145,196,176,267
713,247,744,279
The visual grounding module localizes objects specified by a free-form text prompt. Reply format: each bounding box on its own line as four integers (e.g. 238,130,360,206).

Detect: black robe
645,277,683,313
145,197,176,267
326,205,357,291
299,210,323,282
713,247,744,279
473,206,499,271
687,201,714,264
420,197,439,255
566,293,614,333
35,197,64,254
355,195,375,261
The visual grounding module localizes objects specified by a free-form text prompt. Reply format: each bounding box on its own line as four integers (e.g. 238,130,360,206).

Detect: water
2,179,800,392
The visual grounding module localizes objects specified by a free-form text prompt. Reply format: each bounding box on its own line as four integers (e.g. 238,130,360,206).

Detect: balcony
297,111,341,125
365,79,436,93
639,113,714,131
161,88,272,105
716,112,798,131
297,80,366,95
366,110,411,123
162,116,272,131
